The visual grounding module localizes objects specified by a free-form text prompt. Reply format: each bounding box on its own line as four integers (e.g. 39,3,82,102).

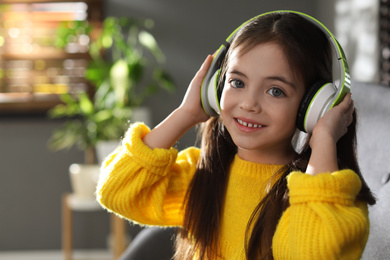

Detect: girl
97,11,376,259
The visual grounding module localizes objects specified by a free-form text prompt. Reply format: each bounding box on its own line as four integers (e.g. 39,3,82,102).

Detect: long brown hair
175,12,376,260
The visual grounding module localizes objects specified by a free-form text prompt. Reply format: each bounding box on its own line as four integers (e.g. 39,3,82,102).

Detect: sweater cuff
122,122,178,175
287,170,361,206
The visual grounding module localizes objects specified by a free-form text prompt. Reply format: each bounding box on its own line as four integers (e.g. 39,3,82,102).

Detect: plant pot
69,163,100,199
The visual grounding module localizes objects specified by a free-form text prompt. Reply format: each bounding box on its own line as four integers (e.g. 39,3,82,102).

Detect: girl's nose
239,93,261,113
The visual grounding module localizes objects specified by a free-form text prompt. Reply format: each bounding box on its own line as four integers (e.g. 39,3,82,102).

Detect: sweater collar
230,154,285,179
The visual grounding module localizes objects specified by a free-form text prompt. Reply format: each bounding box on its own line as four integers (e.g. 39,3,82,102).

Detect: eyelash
267,87,286,97
228,79,244,89
229,79,286,97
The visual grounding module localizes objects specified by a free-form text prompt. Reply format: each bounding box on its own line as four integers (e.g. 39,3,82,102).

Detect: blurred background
0,0,385,258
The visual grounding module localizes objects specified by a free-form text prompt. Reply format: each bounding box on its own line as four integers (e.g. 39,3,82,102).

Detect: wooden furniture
62,193,126,260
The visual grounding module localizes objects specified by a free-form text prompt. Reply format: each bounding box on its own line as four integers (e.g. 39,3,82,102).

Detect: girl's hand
178,54,214,124
143,54,214,149
306,93,354,175
310,93,354,148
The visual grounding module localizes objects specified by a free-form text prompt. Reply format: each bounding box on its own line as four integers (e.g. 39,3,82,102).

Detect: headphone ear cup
297,80,324,132
201,46,227,116
201,68,221,117
206,69,221,115
297,80,337,133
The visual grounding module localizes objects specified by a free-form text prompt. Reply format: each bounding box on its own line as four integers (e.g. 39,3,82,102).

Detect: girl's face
220,42,305,164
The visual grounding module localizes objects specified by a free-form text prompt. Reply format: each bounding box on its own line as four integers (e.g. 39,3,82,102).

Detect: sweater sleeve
96,122,200,227
272,170,369,260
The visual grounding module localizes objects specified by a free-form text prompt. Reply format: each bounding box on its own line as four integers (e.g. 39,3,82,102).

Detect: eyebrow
267,76,297,89
228,69,248,79
227,69,297,89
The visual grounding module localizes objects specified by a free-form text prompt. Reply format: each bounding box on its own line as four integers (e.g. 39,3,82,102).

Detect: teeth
237,119,262,128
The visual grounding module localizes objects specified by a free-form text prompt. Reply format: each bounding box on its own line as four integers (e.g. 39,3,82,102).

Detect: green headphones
200,10,351,133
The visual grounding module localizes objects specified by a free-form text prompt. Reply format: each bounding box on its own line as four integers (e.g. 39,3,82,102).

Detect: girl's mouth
236,118,264,129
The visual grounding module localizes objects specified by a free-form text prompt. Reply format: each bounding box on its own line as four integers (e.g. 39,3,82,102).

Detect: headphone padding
207,70,221,115
296,80,327,132
201,45,227,116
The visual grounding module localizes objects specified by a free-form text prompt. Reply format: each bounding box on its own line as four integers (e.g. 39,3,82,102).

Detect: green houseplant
49,17,175,164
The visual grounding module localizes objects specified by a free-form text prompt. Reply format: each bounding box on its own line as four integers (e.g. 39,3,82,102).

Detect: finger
347,98,354,115
201,54,213,70
189,55,213,90
194,55,213,79
339,92,352,110
346,99,355,126
341,96,354,130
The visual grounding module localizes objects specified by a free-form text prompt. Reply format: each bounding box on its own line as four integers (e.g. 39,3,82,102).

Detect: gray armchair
354,81,390,259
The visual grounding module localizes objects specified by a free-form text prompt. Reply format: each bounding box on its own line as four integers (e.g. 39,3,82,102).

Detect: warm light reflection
0,2,92,97
8,28,20,38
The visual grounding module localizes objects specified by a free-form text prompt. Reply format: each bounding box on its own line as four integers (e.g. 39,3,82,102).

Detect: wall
317,0,336,30
0,117,111,250
1,0,328,251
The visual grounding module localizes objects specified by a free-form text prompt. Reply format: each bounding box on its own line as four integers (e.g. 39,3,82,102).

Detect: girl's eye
229,79,245,89
267,87,286,97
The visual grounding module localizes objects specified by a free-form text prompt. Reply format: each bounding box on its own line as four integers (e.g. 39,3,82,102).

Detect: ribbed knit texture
272,171,369,260
96,122,193,226
97,122,369,259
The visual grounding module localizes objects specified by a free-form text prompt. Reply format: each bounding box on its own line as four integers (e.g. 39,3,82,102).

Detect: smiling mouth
236,118,264,128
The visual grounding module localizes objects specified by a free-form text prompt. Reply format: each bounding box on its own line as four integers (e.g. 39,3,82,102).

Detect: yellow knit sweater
97,123,369,260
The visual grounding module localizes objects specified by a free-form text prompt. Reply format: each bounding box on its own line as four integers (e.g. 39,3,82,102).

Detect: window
380,0,390,85
0,0,102,114
335,0,379,83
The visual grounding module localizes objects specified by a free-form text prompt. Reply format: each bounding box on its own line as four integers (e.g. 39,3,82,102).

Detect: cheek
274,102,300,129
220,85,234,112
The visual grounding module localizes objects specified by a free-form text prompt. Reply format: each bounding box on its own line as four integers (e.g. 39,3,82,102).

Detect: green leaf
93,110,113,122
113,107,132,119
94,79,113,109
128,61,144,83
103,17,116,33
143,19,155,30
78,93,94,115
102,34,113,49
48,120,85,151
138,31,165,63
48,104,70,118
110,59,130,106
59,93,77,104
153,69,175,92
85,60,111,87
48,93,81,117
